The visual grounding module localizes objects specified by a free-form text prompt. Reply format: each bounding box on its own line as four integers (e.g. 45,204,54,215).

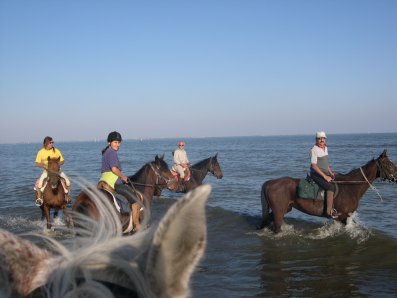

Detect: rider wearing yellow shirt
34,136,71,206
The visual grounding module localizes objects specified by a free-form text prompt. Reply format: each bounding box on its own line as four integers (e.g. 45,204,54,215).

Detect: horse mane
335,158,376,180
192,157,212,171
128,156,169,184
0,180,211,298
128,162,150,184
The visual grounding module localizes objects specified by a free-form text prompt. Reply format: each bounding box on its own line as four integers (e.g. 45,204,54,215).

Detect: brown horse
40,157,72,230
154,153,223,195
261,150,397,233
73,155,178,233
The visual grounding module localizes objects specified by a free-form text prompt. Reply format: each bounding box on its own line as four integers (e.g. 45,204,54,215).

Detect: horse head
377,149,397,183
152,154,178,191
47,156,61,190
210,153,223,179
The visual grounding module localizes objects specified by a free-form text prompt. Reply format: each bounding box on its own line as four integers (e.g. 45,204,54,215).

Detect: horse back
262,177,300,202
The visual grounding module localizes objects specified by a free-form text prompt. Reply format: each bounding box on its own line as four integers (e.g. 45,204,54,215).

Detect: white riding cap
316,131,327,138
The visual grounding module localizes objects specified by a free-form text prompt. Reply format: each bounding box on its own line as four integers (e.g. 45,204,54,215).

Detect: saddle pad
101,189,131,215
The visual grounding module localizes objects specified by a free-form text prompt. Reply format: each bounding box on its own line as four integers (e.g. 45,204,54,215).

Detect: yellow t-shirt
35,148,64,166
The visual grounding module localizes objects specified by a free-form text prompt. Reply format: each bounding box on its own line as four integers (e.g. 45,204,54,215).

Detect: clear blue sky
1,0,396,143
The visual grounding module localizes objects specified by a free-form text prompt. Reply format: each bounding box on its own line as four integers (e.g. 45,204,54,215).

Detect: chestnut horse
40,157,72,230
261,150,397,233
154,153,223,195
73,155,178,233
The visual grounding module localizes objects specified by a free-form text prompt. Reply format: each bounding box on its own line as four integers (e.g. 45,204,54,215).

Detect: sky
0,0,396,144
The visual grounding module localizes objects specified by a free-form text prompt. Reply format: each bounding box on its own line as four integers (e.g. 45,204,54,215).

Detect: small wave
252,213,373,243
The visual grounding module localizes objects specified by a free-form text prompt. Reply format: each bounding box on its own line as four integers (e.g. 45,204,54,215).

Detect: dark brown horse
154,153,223,195
261,150,397,233
72,155,178,233
40,157,72,230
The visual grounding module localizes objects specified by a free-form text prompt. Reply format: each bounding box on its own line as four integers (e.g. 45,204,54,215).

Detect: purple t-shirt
101,147,122,184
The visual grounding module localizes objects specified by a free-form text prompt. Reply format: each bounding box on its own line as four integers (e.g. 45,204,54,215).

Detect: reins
127,162,175,188
333,165,384,201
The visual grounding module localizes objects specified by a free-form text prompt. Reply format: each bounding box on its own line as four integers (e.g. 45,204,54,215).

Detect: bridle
148,162,176,186
376,159,397,182
46,168,61,189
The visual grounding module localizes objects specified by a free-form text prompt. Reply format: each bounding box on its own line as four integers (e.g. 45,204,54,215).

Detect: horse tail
259,181,272,229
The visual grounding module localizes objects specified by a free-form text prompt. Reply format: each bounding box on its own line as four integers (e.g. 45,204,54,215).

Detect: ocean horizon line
1,131,396,145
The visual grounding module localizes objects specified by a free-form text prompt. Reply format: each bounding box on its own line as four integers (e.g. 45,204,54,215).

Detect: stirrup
35,198,43,207
330,208,341,219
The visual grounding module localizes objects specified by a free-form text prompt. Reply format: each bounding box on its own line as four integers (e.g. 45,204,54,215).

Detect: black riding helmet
107,131,122,143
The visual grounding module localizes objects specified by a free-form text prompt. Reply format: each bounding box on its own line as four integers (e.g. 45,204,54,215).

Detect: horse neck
129,164,156,198
192,158,211,182
339,159,378,201
360,159,379,183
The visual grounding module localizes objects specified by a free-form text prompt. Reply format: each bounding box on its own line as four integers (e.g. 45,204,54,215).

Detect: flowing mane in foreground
0,184,211,298
261,150,397,233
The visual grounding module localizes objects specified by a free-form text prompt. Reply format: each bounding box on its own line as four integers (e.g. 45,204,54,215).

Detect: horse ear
380,149,387,158
48,156,51,161
57,157,61,162
146,185,211,297
215,153,218,159
159,154,165,160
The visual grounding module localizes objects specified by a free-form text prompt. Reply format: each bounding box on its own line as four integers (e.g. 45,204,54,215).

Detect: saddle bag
297,175,324,200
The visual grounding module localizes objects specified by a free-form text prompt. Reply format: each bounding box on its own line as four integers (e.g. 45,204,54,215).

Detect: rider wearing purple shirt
99,131,136,204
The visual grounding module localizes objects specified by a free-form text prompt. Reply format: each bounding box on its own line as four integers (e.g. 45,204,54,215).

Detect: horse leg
43,206,52,230
273,212,285,233
131,203,141,232
260,183,272,228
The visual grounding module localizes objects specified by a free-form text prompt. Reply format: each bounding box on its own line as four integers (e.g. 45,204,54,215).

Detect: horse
260,150,397,233
154,153,223,196
39,157,72,230
0,184,211,298
72,155,178,234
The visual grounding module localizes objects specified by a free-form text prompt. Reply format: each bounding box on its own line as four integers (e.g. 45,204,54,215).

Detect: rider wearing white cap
173,140,191,181
310,131,339,218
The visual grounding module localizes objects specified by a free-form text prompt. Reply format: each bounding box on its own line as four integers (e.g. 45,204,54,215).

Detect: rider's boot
326,191,339,219
35,189,43,207
131,203,141,232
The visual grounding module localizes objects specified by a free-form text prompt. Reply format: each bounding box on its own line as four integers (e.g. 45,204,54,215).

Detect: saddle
171,167,191,182
97,181,131,215
297,175,325,200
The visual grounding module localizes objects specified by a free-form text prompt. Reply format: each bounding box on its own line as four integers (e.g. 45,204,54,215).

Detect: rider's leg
35,171,47,206
114,184,138,205
326,191,334,216
60,172,72,203
176,165,185,179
